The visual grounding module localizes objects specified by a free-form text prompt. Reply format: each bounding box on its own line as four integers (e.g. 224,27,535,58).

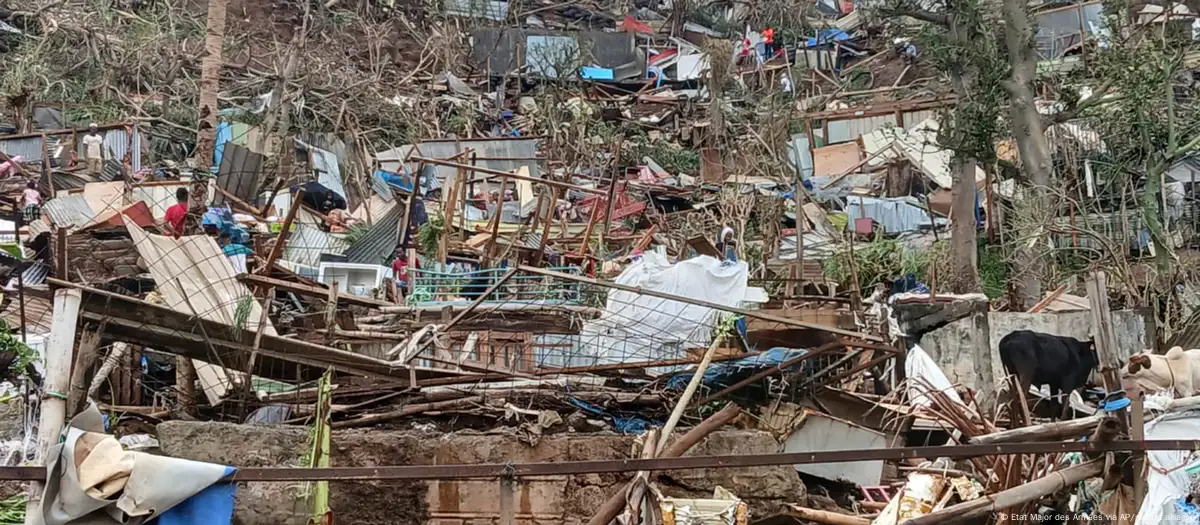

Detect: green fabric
222,244,254,257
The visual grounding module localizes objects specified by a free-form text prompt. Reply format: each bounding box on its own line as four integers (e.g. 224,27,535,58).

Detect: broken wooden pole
331,396,484,428
585,403,742,525
967,414,1107,445
900,460,1103,525
786,506,871,525
260,188,305,274
25,288,82,525
484,175,510,261
1086,271,1121,392
622,429,659,525
655,336,722,456
66,325,104,418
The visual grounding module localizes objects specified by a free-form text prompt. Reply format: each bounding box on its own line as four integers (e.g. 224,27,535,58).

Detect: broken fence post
25,288,82,525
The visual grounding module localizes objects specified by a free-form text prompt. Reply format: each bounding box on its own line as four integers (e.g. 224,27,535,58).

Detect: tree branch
879,6,950,27
1041,77,1119,126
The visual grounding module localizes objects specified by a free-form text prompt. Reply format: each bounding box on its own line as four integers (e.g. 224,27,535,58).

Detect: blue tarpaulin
213,122,234,168
152,466,238,525
805,29,850,47
667,347,810,390
567,396,657,434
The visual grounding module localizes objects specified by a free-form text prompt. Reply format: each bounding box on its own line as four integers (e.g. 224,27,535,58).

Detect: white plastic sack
1136,412,1200,524
578,253,748,368
905,345,965,408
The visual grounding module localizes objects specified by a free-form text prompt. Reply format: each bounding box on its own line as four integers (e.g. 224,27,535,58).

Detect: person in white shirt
81,123,104,176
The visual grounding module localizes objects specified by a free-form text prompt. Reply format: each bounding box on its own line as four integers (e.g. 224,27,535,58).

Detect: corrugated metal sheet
902,110,939,128
344,201,403,265
214,143,265,207
1,292,52,334
827,115,895,144
283,222,351,268
22,261,49,286
376,138,543,193
445,0,508,20
0,136,46,161
43,195,96,228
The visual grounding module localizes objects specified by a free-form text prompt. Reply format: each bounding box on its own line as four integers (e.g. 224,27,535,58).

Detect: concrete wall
917,310,1149,401
156,423,806,525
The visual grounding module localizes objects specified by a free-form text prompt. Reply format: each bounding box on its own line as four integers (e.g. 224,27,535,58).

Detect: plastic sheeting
41,403,235,525
667,347,810,390
577,252,749,368
905,345,964,408
1136,412,1200,524
844,196,947,233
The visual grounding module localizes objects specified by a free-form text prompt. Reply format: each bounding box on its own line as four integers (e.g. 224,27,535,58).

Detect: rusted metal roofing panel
344,202,403,265
214,143,265,207
43,195,96,228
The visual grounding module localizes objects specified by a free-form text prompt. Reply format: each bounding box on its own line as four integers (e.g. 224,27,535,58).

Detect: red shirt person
164,187,189,238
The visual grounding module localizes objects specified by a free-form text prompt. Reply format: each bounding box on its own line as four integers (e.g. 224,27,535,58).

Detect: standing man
165,187,189,238
82,123,105,177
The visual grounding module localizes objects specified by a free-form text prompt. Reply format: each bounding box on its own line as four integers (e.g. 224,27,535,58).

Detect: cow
1124,346,1200,397
998,330,1099,421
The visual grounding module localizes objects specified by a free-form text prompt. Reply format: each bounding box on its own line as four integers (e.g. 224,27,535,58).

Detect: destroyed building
1,0,1200,524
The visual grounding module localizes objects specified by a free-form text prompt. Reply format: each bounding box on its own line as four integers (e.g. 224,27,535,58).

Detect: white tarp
577,253,748,367
1137,412,1200,524
40,403,232,525
905,345,965,408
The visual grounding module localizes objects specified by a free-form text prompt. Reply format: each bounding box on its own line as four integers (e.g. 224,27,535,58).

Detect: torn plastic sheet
666,347,812,390
566,396,658,434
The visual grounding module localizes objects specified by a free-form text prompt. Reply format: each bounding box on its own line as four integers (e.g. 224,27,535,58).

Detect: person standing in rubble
165,187,189,238
82,123,105,177
762,27,776,61
21,181,40,223
717,226,737,263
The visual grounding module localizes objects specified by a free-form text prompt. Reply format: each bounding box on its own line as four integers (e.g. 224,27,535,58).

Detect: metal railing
408,266,585,306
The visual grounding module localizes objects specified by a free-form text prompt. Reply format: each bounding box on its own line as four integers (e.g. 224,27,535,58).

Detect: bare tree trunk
1002,0,1053,309
949,155,981,293
193,0,228,167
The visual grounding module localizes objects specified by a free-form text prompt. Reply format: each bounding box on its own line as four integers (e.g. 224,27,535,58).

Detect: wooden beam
260,188,304,274
408,156,606,195
42,278,465,384
239,274,392,307
213,184,267,220
515,265,885,341
1086,271,1120,392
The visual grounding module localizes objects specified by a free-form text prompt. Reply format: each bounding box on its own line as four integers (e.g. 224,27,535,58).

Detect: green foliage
977,242,1010,299
0,494,25,524
232,295,255,341
626,139,701,175
0,320,37,378
821,238,935,290
344,223,371,245
418,213,445,256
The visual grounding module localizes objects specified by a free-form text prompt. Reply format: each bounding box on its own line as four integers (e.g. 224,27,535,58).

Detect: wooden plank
238,274,392,307
686,235,722,258
812,142,863,179
260,188,304,274
1028,284,1068,313
1085,271,1120,391
408,156,605,195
